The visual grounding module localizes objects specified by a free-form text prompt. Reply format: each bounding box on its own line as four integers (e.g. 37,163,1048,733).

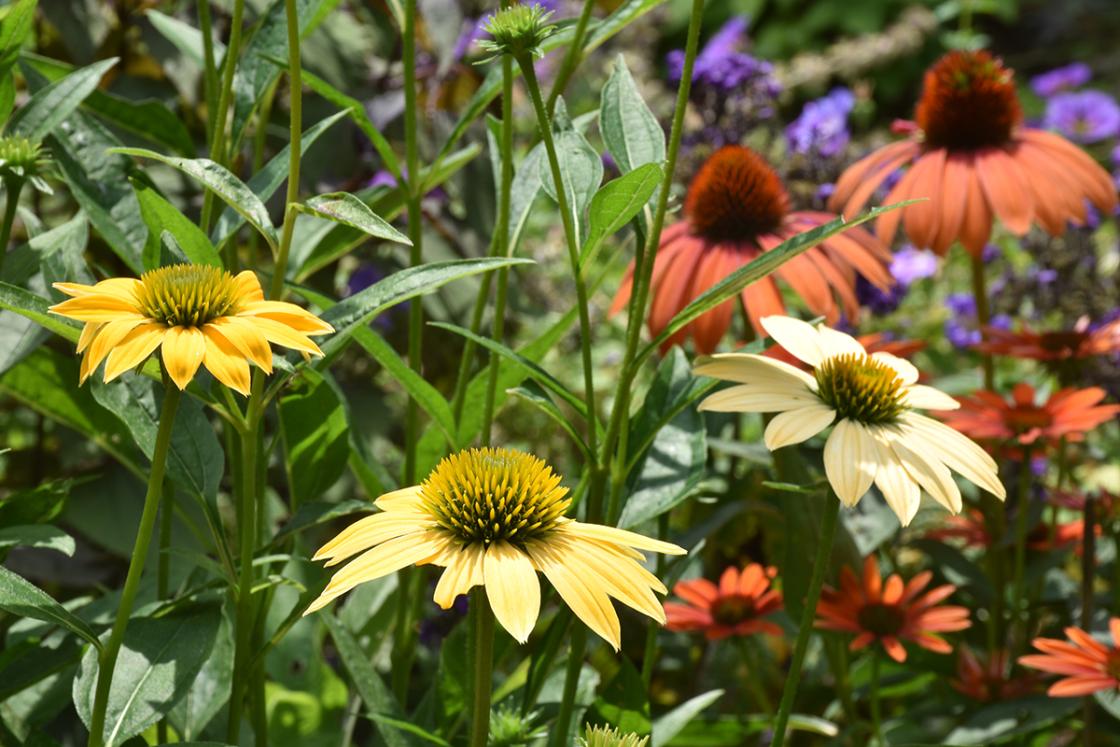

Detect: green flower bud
489,705,545,746
478,3,555,62
578,724,651,747
0,135,53,194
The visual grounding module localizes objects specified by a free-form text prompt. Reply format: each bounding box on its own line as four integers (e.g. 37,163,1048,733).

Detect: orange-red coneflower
938,382,1120,448
815,555,970,662
976,317,1120,362
830,50,1118,256
952,646,1040,702
924,507,1089,553
664,563,783,640
1021,619,1120,696
613,145,893,353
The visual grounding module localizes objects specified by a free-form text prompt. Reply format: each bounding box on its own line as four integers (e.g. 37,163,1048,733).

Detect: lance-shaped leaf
293,192,410,246
0,565,101,650
580,161,662,268
600,54,665,174
9,57,117,140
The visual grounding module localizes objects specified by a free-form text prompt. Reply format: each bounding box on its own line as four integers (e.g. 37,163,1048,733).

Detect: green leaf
294,192,410,246
321,613,413,747
647,203,916,357
145,9,226,68
508,380,592,459
74,606,222,746
317,257,533,359
278,368,350,506
600,54,665,173
0,525,75,556
132,177,222,270
210,110,349,247
590,659,650,735
0,478,73,525
431,322,590,422
0,0,37,123
652,689,724,747
110,147,278,250
0,280,79,343
0,565,101,650
90,376,224,503
273,498,372,545
297,67,400,177
508,141,545,251
618,348,707,528
167,616,233,741
9,57,117,140
20,53,194,157
1095,689,1120,723
581,162,662,268
539,100,602,243
943,695,1078,744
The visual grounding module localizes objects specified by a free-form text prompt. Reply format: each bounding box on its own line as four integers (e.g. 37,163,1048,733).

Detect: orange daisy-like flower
612,145,893,353
664,563,783,640
815,555,970,662
830,50,1118,256
1020,619,1120,696
952,646,1040,702
938,382,1120,447
926,507,1089,553
976,317,1120,362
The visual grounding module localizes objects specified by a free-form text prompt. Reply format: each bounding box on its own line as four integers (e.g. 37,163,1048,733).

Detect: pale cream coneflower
694,315,1006,525
304,447,686,649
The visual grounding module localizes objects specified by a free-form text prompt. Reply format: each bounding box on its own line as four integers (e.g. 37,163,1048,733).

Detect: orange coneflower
952,646,1040,702
665,563,783,640
938,382,1120,448
976,317,1120,362
925,507,1090,553
830,50,1118,256
815,555,970,662
1021,619,1120,696
613,145,893,353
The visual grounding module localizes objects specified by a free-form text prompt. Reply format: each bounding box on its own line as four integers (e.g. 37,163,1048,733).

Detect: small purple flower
451,16,488,62
889,245,938,285
815,182,836,203
1112,143,1120,167
1030,63,1092,98
856,276,906,315
667,17,780,97
785,88,855,158
981,244,1001,263
944,292,1011,348
1043,91,1120,144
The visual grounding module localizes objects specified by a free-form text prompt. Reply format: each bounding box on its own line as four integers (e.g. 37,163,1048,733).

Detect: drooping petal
763,405,836,450
102,323,167,382
202,325,251,395
823,419,878,507
161,326,207,390
484,541,541,643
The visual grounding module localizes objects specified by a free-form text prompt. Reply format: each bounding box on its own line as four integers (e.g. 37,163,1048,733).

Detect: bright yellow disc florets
814,353,906,425
135,264,242,327
419,447,570,546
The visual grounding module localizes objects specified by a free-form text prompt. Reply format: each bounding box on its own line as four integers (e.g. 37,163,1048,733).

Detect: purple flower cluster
785,88,856,158
944,292,1012,349
1043,91,1120,144
1030,63,1092,98
856,245,937,315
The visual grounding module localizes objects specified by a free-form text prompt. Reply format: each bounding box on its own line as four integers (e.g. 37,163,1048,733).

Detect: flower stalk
468,588,496,747
87,380,181,747
0,176,23,276
770,494,840,747
201,0,246,237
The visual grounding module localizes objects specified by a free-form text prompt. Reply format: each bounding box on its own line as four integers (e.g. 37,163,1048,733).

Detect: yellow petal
161,326,206,390
823,419,877,507
237,301,334,334
202,326,251,395
374,486,425,511
483,541,540,643
525,538,621,650
85,317,148,377
565,538,667,622
253,317,324,357
315,514,431,566
49,295,142,322
561,521,686,555
206,317,273,373
76,322,102,353
232,270,265,303
763,404,835,450
433,543,486,608
102,323,167,382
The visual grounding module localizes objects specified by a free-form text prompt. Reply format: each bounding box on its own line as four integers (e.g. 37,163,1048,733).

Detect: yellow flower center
135,265,241,327
814,353,906,425
418,447,570,546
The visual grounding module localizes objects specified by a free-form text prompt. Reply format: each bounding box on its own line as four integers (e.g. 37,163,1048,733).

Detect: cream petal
903,384,961,411
817,326,866,358
433,543,486,608
871,352,919,385
759,316,825,367
763,405,835,450
870,429,921,526
692,353,816,389
890,435,963,514
484,541,541,643
823,419,878,507
901,413,1005,499
698,385,820,413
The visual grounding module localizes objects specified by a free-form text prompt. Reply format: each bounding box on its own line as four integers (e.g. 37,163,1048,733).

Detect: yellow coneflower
305,447,686,649
695,315,1006,525
48,264,333,395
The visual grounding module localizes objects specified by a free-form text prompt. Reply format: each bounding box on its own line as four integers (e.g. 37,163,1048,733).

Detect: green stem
87,383,181,747
969,253,994,390
198,0,220,144
480,52,515,446
156,484,171,745
269,0,303,301
640,512,669,688
0,177,24,277
869,652,883,745
468,589,496,747
516,54,598,466
549,625,587,747
226,406,260,743
544,0,594,115
201,0,246,235
771,494,840,747
736,637,773,713
601,0,704,524
394,0,425,703
1010,450,1032,651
